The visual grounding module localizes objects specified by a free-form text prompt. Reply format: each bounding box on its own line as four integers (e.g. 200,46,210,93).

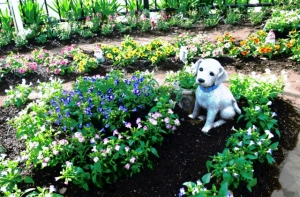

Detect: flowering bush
180,69,285,196
7,69,180,191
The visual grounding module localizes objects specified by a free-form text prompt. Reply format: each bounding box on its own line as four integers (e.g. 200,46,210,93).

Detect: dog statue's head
192,58,227,88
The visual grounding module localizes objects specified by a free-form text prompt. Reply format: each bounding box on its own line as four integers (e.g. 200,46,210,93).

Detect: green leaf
247,178,257,192
270,142,279,149
147,160,153,169
201,173,211,184
183,181,196,188
223,172,231,183
266,153,275,164
24,176,35,184
241,171,252,180
219,182,229,196
151,147,159,157
246,154,257,160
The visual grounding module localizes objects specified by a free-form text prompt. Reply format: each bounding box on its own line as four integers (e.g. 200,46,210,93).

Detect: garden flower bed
1,13,300,196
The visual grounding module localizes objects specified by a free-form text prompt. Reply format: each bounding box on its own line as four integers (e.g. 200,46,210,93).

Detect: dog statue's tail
232,100,242,114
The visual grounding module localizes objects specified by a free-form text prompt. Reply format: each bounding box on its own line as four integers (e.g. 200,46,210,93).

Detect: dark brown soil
0,22,300,197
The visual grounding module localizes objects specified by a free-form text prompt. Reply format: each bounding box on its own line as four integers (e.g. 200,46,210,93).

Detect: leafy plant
19,0,46,25
202,13,220,27
224,8,242,25
4,79,33,108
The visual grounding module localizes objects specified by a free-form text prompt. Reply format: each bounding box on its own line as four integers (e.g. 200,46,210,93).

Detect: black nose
198,78,205,83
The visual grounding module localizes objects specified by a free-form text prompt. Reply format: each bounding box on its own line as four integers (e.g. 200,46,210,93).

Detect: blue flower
97,107,103,112
96,91,101,96
124,79,131,85
55,106,60,113
86,123,91,127
107,88,113,94
55,120,60,125
114,79,119,85
105,124,109,128
65,112,70,118
139,77,144,83
79,123,82,129
100,128,105,132
63,126,67,131
132,108,137,112
88,86,94,93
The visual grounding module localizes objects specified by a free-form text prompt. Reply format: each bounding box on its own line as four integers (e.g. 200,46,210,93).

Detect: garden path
0,27,300,196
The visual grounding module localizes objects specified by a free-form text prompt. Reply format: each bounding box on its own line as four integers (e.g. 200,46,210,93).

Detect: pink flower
86,16,91,21
125,122,131,128
103,138,109,144
168,109,173,114
90,138,95,144
149,118,157,125
53,150,59,155
125,146,130,152
18,67,25,74
115,145,120,151
130,157,136,163
124,163,130,170
53,68,60,75
44,157,50,163
113,129,118,136
164,117,170,123
174,119,180,126
136,118,141,124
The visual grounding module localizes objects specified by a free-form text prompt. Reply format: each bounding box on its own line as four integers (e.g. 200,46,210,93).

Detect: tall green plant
19,0,46,25
48,0,72,20
93,0,121,20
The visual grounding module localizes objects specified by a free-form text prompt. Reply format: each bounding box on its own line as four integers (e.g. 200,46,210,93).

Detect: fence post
7,0,24,33
144,0,149,10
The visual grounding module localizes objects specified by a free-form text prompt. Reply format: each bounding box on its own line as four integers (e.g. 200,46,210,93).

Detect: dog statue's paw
198,115,206,121
188,114,195,119
213,120,226,128
202,126,211,133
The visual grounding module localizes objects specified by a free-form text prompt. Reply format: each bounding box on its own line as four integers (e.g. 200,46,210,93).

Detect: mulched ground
1,20,300,197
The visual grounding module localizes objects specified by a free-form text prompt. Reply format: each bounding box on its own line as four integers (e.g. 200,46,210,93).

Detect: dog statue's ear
193,59,203,76
214,67,228,85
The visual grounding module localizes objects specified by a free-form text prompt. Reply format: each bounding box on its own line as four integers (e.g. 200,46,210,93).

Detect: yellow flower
112,47,119,53
74,55,80,61
78,60,85,73
151,56,157,63
106,53,113,59
128,50,135,56
156,51,162,56
115,56,121,61
147,45,152,51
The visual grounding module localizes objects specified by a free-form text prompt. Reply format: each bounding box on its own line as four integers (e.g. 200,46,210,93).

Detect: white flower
223,168,228,172
265,130,274,139
267,101,272,105
237,141,243,146
255,106,260,111
265,68,271,74
93,157,99,163
196,180,202,185
249,140,255,146
267,149,272,154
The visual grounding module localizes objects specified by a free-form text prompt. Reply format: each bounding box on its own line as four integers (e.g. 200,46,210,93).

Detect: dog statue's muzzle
198,78,205,83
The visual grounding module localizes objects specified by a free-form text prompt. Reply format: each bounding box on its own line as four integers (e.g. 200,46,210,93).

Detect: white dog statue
188,58,241,133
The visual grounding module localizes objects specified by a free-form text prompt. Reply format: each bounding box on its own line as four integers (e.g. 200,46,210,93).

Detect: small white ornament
94,47,105,63
265,29,276,45
179,46,188,63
